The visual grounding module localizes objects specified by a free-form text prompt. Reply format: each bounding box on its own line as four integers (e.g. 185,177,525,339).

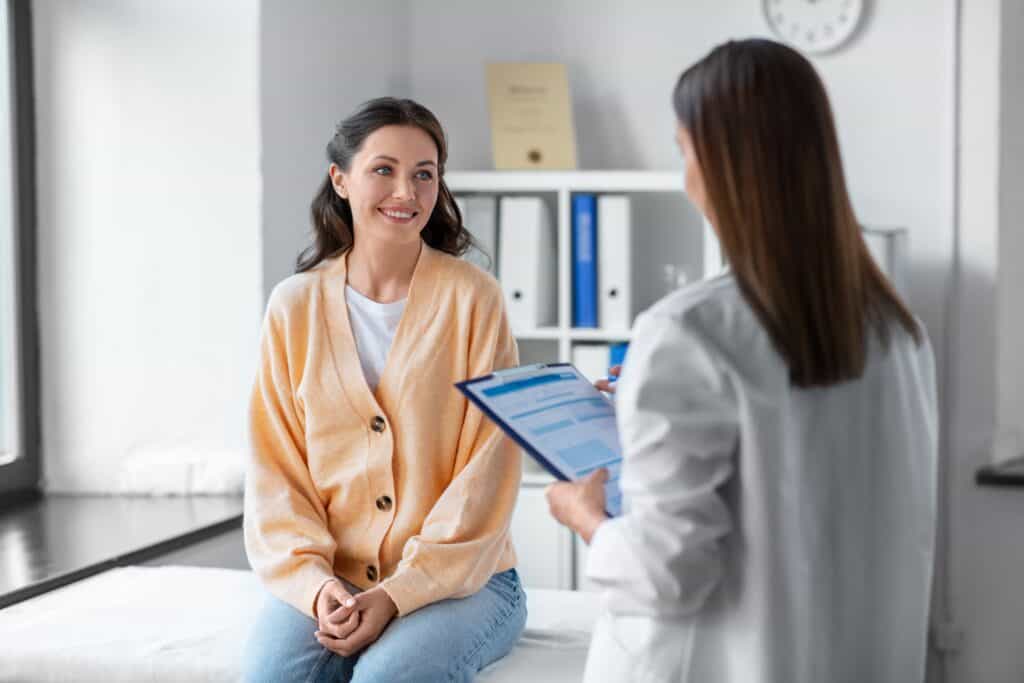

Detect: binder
862,227,908,296
454,195,498,275
609,342,629,369
571,343,612,383
498,197,557,329
572,194,598,327
597,195,633,330
702,217,724,278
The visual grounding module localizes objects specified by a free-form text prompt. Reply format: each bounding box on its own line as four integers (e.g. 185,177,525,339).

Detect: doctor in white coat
546,39,938,683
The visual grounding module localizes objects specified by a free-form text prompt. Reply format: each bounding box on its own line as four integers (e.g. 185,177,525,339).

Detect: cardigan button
366,565,379,582
371,416,386,433
375,495,393,512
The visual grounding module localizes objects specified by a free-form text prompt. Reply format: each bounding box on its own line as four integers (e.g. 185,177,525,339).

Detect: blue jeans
243,569,527,683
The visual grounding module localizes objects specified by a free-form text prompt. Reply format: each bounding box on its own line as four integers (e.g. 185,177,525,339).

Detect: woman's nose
392,176,415,200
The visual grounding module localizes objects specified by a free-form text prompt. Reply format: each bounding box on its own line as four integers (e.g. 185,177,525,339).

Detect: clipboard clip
493,363,549,383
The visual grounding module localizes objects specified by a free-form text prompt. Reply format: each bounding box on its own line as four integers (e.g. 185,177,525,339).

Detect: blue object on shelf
609,342,629,369
572,194,598,328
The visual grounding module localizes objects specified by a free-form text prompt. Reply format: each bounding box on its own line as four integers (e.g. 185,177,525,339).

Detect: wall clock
763,0,866,54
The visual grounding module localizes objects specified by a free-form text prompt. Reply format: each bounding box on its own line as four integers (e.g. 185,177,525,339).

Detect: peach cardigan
244,244,521,618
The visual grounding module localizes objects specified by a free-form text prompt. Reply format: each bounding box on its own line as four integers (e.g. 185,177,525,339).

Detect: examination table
0,566,599,682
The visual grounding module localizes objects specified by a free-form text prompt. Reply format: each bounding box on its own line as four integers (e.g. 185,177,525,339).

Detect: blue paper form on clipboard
456,363,623,517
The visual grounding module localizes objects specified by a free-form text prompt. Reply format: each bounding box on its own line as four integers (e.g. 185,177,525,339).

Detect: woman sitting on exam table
242,97,525,683
547,39,938,683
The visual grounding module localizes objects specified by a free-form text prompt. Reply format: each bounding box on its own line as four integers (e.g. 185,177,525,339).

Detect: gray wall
259,0,409,298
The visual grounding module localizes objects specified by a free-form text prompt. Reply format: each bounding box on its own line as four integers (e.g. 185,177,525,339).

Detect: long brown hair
297,97,471,273
673,39,921,387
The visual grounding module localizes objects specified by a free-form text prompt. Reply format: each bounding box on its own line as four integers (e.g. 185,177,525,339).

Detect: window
0,1,18,467
0,0,38,495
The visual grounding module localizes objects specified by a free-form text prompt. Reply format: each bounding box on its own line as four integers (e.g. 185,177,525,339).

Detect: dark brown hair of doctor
297,97,471,273
673,39,921,388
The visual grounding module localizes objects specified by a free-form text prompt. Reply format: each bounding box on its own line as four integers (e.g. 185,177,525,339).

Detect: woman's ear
328,164,348,199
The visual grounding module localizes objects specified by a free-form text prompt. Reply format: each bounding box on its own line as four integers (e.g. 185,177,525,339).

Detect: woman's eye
373,166,392,176
415,170,434,181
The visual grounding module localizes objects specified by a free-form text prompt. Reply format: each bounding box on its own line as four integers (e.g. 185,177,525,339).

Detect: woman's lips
378,207,418,223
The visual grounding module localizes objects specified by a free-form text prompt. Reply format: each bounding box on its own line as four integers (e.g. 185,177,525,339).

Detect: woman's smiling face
330,125,440,246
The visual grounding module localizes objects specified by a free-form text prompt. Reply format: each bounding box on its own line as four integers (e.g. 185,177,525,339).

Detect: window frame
0,0,39,501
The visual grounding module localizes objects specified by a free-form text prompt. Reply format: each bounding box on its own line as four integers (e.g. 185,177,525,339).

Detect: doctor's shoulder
641,272,748,334
634,273,774,374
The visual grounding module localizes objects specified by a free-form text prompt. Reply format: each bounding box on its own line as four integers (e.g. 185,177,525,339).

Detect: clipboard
456,363,623,516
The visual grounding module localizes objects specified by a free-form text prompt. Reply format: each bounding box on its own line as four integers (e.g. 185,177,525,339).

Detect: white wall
32,0,263,491
406,0,955,421
260,0,407,297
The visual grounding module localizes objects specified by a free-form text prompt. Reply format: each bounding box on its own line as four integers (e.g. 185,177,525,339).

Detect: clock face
762,0,865,54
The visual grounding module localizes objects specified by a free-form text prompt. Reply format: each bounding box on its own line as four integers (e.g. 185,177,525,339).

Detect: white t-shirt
345,285,407,391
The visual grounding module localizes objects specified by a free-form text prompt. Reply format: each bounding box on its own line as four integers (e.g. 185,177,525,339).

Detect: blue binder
609,342,629,369
572,194,598,327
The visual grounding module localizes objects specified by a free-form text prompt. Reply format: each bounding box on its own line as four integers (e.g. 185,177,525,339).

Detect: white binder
862,227,909,296
572,343,612,383
455,195,498,275
597,195,633,331
498,197,557,329
497,196,557,329
702,217,724,278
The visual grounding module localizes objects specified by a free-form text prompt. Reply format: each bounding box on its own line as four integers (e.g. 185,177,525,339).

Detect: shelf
569,328,632,342
451,169,716,369
512,327,562,341
976,464,1024,488
513,327,633,342
447,170,683,193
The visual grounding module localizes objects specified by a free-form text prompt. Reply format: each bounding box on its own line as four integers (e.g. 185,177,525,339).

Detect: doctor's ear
328,164,348,199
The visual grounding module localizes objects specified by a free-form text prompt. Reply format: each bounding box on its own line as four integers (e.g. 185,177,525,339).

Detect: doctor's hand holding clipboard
544,364,622,544
455,362,625,525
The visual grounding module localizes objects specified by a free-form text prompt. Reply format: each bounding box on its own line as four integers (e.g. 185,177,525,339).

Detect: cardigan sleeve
379,286,521,616
244,293,338,619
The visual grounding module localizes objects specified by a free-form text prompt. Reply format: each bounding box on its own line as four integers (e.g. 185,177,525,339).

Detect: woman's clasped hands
314,579,399,656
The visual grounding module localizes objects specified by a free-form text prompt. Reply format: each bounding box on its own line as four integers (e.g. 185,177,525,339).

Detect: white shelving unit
448,170,717,591
451,172,910,591
447,170,720,361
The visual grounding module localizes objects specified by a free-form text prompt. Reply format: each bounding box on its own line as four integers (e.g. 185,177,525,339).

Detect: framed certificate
486,62,578,170
457,363,622,516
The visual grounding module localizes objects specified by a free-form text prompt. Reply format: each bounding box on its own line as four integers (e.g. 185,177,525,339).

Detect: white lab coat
584,273,938,683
